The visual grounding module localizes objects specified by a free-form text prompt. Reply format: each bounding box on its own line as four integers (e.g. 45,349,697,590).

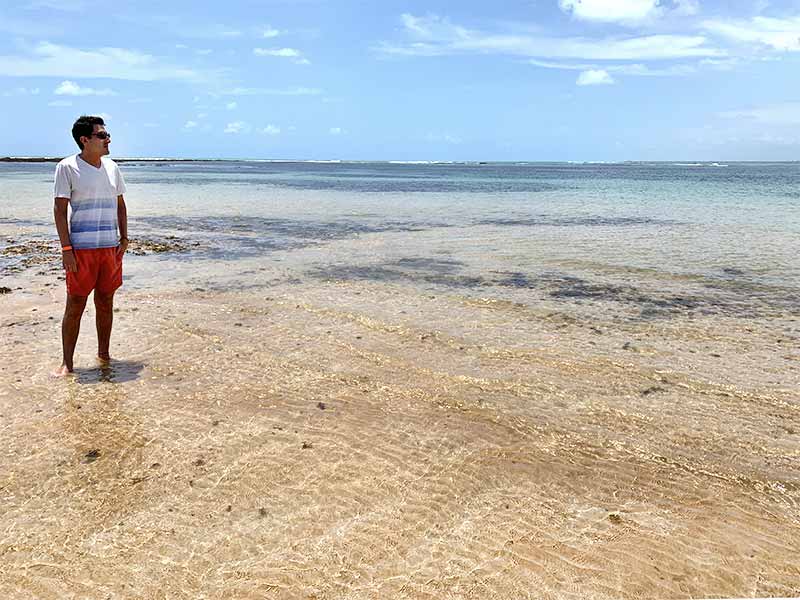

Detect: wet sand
1,242,799,599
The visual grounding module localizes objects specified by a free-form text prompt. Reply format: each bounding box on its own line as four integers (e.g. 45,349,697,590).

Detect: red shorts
66,247,123,297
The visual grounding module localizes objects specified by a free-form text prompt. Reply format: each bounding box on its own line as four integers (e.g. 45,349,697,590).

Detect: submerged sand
1,251,799,599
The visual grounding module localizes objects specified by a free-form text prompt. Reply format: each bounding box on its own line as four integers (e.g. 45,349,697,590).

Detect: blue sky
1,0,799,160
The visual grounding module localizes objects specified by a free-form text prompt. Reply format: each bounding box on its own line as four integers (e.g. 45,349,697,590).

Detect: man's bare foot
51,365,75,378
97,354,112,364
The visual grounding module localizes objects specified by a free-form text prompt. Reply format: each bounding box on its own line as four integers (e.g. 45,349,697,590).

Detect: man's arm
54,197,77,272
117,194,128,257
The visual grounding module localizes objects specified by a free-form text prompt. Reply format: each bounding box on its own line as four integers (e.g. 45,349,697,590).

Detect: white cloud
253,47,310,64
0,42,204,81
702,15,800,51
221,86,322,96
183,120,198,130
224,121,249,134
529,58,696,76
47,99,72,106
399,13,471,41
262,27,281,38
175,43,188,49
196,49,213,56
401,13,451,37
54,80,116,96
719,103,800,125
401,14,428,36
559,0,700,24
559,0,661,24
1,86,40,96
226,101,237,110
329,127,345,135
529,59,597,70
259,124,281,135
379,14,722,60
577,69,615,85
254,47,300,57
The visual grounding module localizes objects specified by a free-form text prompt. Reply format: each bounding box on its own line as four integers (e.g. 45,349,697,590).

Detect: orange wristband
61,245,73,251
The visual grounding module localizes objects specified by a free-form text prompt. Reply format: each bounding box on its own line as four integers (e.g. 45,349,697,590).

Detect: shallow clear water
2,160,798,310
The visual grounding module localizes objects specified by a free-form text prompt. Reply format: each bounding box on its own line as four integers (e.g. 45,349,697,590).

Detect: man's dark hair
71,115,105,150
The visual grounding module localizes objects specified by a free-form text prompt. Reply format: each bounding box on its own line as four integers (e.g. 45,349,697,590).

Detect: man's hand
117,238,129,259
62,250,77,272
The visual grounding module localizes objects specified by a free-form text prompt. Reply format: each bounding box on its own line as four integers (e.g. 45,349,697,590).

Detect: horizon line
2,156,799,164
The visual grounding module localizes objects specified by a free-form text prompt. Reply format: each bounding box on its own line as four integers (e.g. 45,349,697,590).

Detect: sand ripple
1,280,798,599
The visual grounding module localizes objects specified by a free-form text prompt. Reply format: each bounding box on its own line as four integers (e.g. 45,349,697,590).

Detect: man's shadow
73,360,145,384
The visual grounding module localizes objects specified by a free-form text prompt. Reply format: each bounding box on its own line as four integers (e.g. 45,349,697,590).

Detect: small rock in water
259,507,267,517
317,402,326,410
608,513,623,524
83,449,101,463
0,287,12,294
641,386,665,396
301,441,313,449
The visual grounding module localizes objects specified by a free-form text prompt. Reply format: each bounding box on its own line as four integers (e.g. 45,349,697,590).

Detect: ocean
2,160,798,316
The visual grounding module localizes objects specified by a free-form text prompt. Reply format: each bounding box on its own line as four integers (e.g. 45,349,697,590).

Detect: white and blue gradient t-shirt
54,154,127,250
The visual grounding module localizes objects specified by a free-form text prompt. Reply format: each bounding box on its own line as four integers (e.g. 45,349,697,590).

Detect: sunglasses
90,132,111,140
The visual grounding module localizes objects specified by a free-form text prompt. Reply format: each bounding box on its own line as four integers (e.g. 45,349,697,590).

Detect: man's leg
94,290,115,362
55,294,88,375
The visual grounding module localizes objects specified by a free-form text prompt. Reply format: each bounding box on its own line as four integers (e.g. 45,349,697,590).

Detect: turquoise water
2,160,798,318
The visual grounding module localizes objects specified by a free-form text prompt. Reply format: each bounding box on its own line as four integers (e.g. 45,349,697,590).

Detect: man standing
53,116,128,376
